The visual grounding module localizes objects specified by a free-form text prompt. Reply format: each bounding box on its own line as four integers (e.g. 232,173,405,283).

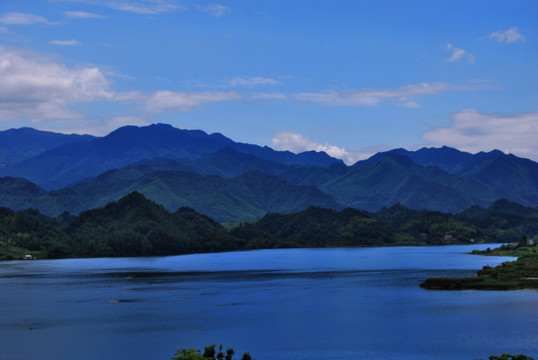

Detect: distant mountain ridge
359,147,538,207
0,124,342,189
322,153,499,212
356,146,504,173
0,124,536,221
0,127,95,166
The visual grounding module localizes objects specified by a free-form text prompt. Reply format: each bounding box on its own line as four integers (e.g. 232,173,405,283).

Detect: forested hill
1,193,536,260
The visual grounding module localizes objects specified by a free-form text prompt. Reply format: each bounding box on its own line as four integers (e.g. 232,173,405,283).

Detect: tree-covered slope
321,154,497,212
353,147,538,208
2,193,537,260
453,155,538,207
1,164,342,222
234,201,538,248
0,177,63,214
0,207,73,260
66,192,237,257
190,147,288,177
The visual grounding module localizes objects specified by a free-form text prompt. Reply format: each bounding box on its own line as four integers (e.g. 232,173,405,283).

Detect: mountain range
0,124,340,190
0,123,536,222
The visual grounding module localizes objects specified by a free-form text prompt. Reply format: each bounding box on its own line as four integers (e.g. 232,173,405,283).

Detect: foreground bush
172,344,253,360
488,355,534,360
476,355,535,360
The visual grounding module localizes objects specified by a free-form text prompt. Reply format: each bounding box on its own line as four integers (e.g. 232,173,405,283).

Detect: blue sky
0,0,536,163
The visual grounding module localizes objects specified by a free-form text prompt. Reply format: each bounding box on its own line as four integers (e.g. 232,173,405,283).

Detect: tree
225,348,234,360
216,345,224,360
172,345,254,360
203,344,216,358
171,348,205,360
488,354,534,360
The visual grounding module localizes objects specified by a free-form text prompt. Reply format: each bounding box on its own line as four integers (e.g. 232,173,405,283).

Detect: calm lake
1,245,537,360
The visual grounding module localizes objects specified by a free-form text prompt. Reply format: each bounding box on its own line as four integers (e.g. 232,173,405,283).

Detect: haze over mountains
0,124,536,222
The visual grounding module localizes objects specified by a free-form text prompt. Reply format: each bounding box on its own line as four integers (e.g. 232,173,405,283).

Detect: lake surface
1,245,537,360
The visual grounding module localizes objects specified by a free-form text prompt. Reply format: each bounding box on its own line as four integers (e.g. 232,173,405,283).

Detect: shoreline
1,242,498,262
420,245,538,291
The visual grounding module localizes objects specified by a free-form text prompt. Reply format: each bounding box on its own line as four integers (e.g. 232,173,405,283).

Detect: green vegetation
486,355,534,360
0,207,73,260
470,238,537,257
421,241,538,290
0,167,341,222
233,202,538,248
0,192,238,260
171,344,254,360
1,192,537,260
66,192,239,258
170,346,535,360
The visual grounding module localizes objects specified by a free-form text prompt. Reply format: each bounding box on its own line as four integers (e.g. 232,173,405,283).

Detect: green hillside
1,193,537,260
66,192,238,257
321,154,496,212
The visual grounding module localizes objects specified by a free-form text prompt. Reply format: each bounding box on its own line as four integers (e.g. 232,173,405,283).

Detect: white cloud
143,90,244,111
0,46,245,126
422,109,538,161
295,82,457,107
444,43,475,63
40,115,151,136
250,92,287,100
272,131,364,164
109,1,179,14
49,39,82,46
230,77,281,87
0,46,112,122
295,91,380,106
55,0,182,15
0,12,52,25
398,101,421,109
198,4,231,17
64,11,105,19
0,26,8,33
115,90,245,112
489,27,525,43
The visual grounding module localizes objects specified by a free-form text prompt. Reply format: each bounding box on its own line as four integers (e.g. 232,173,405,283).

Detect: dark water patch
215,302,242,307
107,299,138,303
98,268,436,282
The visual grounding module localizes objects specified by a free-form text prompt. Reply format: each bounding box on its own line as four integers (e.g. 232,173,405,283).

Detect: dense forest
1,192,537,260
